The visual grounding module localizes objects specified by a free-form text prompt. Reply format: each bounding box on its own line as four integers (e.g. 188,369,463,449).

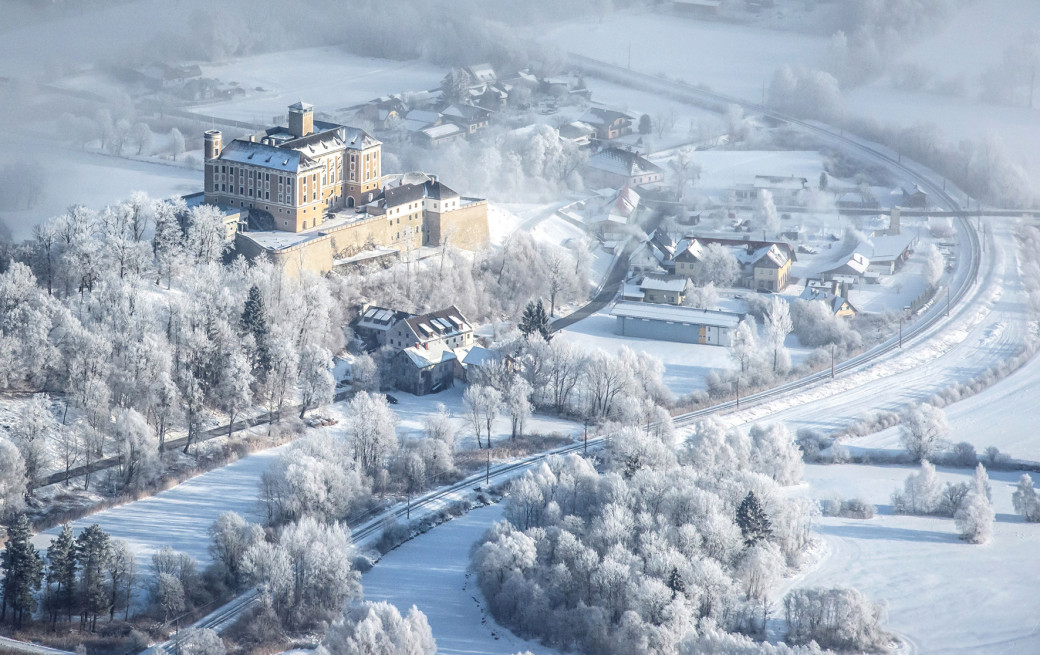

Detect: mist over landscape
0,1,1038,654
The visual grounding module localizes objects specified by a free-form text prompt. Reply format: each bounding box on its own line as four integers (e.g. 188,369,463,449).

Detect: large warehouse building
609,302,742,346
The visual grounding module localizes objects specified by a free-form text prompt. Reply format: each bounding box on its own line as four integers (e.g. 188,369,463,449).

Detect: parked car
385,394,399,405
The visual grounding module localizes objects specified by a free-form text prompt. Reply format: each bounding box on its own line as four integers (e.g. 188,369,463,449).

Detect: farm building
610,302,741,346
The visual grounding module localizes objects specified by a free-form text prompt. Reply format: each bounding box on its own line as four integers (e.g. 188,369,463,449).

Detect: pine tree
667,566,685,599
241,285,271,378
1,514,45,627
519,300,553,342
75,524,111,632
46,524,78,625
736,491,772,547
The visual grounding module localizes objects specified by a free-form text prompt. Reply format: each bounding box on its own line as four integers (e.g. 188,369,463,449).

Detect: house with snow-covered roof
748,243,792,292
353,305,416,349
585,148,663,188
800,286,857,317
581,107,634,140
639,275,692,305
823,252,870,283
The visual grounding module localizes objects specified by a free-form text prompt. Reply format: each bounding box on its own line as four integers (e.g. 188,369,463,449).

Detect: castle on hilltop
202,102,489,275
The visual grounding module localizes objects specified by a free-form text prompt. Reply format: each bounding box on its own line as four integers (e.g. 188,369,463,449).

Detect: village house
580,107,634,140
584,147,664,188
863,233,918,275
900,184,928,208
749,243,792,292
441,103,492,136
823,252,870,283
733,175,809,205
610,301,741,346
384,306,476,396
800,282,857,317
639,275,692,305
352,305,415,349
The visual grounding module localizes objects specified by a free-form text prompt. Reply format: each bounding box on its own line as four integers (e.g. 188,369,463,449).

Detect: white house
610,301,741,346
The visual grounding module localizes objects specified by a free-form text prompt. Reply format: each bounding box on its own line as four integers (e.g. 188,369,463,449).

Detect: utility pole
583,419,588,454
831,345,835,379
735,379,740,408
899,317,903,348
486,450,490,486
407,490,411,519
947,287,950,318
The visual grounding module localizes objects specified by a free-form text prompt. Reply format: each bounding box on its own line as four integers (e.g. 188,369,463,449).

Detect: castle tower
288,101,314,138
204,130,222,160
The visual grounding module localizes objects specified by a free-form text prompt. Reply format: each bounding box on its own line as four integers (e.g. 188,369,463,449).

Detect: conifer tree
736,491,772,547
1,514,44,627
241,285,271,378
47,524,78,625
667,566,685,599
519,300,553,342
75,524,111,631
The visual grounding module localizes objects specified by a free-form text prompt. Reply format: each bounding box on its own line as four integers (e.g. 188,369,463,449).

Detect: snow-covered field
31,445,284,563
361,503,561,655
0,130,200,242
793,463,1040,654
539,11,829,101
556,311,734,395
189,48,444,124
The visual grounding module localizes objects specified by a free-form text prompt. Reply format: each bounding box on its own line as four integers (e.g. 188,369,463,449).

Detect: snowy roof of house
442,103,491,122
862,233,916,263
639,276,690,293
586,148,663,179
829,253,870,275
582,107,634,125
754,175,808,191
622,283,645,300
460,346,499,367
558,121,596,139
405,109,441,127
466,64,497,83
799,289,855,314
673,238,706,262
402,306,471,341
610,301,742,328
357,306,414,330
421,123,464,140
402,344,457,368
751,244,789,269
288,100,314,111
615,186,641,216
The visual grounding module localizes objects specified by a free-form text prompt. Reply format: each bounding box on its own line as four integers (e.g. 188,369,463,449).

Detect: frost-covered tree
763,296,793,373
891,460,943,515
692,243,739,287
899,403,948,461
504,376,533,440
244,516,361,630
209,512,264,591
9,395,55,495
177,628,225,655
749,423,803,486
422,403,455,451
954,488,993,544
729,317,759,375
922,243,944,288
0,440,27,518
112,408,160,490
298,344,334,418
1013,474,1040,522
170,127,185,161
45,524,77,624
321,602,436,655
345,392,399,475
76,524,112,631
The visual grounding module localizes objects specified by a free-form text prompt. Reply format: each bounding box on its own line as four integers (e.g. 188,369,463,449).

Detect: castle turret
288,101,314,138
204,130,222,160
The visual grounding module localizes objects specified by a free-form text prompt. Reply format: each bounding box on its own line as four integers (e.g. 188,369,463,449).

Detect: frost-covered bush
899,403,949,462
783,587,890,652
939,441,977,467
954,490,993,544
822,497,876,520
891,460,943,514
1012,474,1040,522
